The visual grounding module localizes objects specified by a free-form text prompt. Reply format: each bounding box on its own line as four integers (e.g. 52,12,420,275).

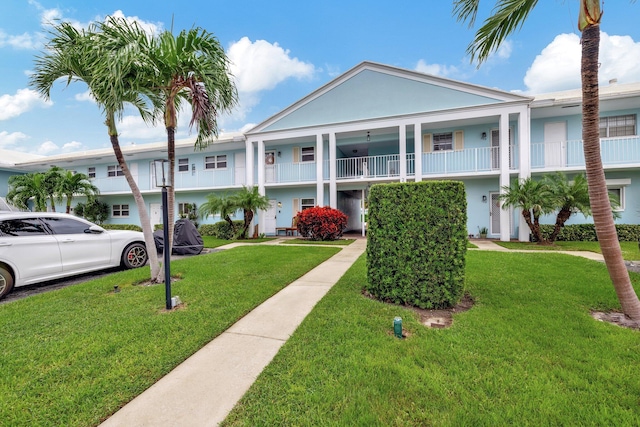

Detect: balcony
265,162,316,184
531,136,640,169
335,154,401,180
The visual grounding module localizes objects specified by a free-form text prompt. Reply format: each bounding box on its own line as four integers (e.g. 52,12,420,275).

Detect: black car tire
121,243,148,269
0,266,14,299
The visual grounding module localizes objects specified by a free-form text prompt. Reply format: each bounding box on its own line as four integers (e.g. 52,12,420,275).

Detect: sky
1,0,639,157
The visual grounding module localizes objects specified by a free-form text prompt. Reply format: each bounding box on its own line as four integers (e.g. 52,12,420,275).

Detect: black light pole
154,159,172,310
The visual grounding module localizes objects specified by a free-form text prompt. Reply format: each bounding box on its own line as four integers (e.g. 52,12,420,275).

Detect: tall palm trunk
167,126,176,255
581,24,640,320
107,113,161,282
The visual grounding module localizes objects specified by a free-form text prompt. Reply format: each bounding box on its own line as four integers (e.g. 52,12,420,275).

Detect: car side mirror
87,225,105,234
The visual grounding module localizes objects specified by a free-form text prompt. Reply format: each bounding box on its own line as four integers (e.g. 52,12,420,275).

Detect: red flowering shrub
296,206,348,241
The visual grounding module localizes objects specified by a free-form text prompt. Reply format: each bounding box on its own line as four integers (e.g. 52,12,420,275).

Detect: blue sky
1,0,639,156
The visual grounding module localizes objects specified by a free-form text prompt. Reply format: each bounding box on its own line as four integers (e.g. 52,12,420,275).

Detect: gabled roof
248,61,531,134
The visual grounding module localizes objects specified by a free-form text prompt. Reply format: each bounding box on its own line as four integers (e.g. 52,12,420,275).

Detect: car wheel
0,266,14,299
122,243,148,269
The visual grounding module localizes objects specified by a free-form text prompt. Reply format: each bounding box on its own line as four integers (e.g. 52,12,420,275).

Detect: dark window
301,147,315,162
600,114,636,138
88,167,96,178
42,217,91,234
433,133,453,151
108,165,124,177
112,204,130,217
0,218,49,236
178,158,189,172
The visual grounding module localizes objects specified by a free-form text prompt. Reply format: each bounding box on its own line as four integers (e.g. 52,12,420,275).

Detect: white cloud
228,37,315,94
0,88,52,120
36,140,59,155
108,10,162,35
62,141,84,152
0,131,28,148
75,90,95,103
495,40,513,59
117,115,167,140
524,32,640,94
0,30,39,50
415,59,461,78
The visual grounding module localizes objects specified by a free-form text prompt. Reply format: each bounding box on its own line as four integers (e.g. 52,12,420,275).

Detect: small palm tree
56,170,100,214
229,186,271,239
6,173,49,212
543,173,591,242
500,178,554,244
199,193,238,232
43,166,65,212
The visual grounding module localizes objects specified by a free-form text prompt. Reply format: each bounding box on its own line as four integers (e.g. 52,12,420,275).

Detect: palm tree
229,186,271,239
6,173,49,212
199,192,238,237
499,177,554,244
56,170,100,214
43,166,64,212
543,172,591,243
454,0,640,320
30,19,162,282
143,27,237,253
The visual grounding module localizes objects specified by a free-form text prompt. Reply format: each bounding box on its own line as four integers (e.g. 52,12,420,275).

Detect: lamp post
154,159,173,310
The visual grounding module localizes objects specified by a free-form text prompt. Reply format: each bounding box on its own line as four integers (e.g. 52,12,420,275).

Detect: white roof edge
11,132,245,166
532,81,640,106
246,61,533,135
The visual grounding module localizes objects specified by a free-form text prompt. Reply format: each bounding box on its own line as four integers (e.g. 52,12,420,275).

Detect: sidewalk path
100,238,366,427
470,239,606,261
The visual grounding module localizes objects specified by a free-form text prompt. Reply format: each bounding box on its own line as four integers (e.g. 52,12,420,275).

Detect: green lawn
0,245,339,427
201,236,274,248
495,240,640,261
223,251,640,426
279,238,355,246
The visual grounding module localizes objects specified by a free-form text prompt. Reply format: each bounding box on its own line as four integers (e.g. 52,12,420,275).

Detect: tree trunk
241,209,253,239
549,208,572,243
581,24,640,320
107,116,161,283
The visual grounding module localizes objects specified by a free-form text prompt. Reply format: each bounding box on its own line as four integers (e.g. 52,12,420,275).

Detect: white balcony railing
531,136,640,169
336,154,401,180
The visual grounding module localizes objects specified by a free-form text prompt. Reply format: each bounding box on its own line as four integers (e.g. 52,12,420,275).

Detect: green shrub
535,224,640,242
198,220,244,239
101,224,143,232
366,181,467,309
296,206,348,241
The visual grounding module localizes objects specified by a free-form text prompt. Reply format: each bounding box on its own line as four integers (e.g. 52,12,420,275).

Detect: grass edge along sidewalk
0,245,339,427
223,250,640,426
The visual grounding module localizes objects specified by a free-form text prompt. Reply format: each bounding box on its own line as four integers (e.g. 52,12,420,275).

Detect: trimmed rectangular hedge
366,181,467,309
537,224,640,242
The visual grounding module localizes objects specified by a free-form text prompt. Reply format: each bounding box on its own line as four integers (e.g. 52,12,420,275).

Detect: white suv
0,212,148,299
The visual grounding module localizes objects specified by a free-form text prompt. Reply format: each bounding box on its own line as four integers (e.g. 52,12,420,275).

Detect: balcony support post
399,125,407,181
316,133,324,205
414,122,422,182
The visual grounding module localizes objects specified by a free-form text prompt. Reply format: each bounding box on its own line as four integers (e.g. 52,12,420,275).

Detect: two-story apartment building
2,62,639,241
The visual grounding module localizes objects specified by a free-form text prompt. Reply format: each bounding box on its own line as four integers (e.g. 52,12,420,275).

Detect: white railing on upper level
265,161,316,184
92,136,640,190
531,136,640,169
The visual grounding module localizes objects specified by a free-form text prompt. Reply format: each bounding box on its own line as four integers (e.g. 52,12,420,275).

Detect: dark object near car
154,219,204,255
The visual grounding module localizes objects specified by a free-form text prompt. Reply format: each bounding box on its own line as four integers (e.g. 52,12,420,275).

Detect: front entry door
490,192,501,236
265,151,276,183
149,203,162,229
264,200,277,235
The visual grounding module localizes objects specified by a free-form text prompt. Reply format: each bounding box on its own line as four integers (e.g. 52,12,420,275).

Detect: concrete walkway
470,238,607,262
100,238,366,427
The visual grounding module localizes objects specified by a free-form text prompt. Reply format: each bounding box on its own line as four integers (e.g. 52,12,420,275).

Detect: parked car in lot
0,212,148,299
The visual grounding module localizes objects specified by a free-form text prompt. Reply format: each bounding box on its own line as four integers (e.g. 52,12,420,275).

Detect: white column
517,106,532,242
499,113,510,242
316,133,324,205
245,139,254,187
257,140,266,235
399,125,407,182
414,122,422,182
329,132,337,208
